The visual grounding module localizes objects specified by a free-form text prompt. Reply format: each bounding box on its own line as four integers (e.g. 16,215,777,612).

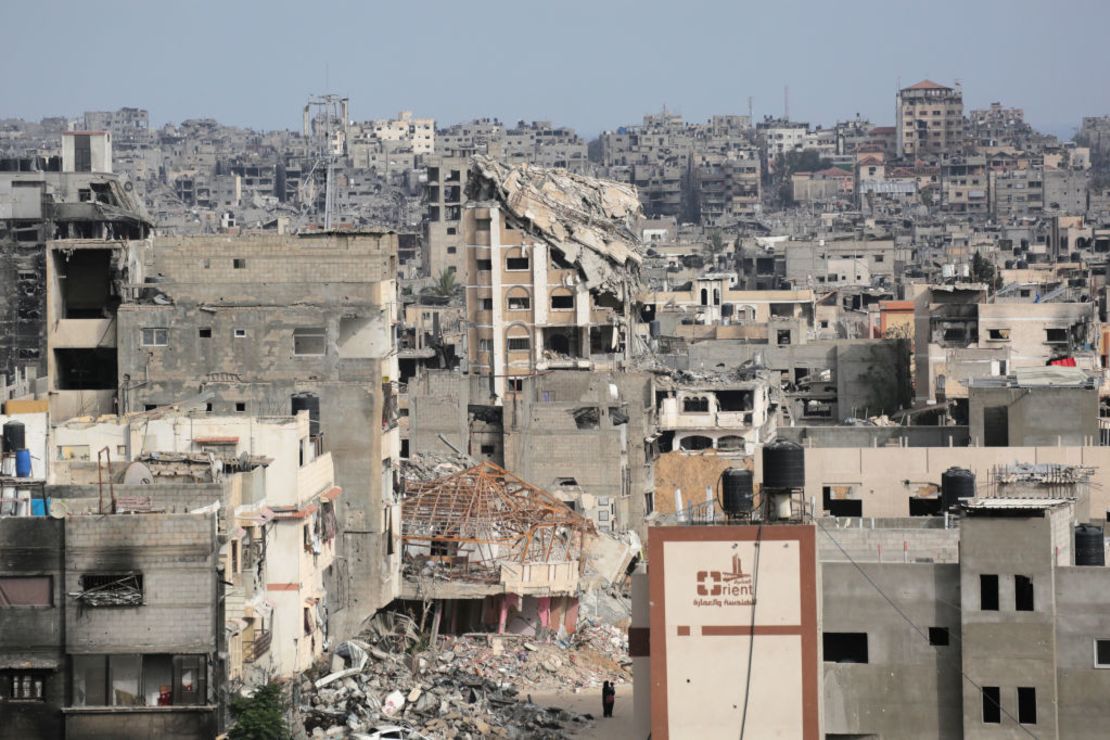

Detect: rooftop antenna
784,85,790,121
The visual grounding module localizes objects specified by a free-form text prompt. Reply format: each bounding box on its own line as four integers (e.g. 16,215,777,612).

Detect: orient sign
694,553,754,606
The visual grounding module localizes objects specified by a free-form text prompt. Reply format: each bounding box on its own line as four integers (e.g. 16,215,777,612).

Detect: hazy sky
3,0,1106,138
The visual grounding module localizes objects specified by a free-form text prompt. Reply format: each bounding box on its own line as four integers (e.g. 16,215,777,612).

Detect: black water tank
2,420,26,452
291,393,321,437
1076,524,1105,566
721,469,754,516
762,441,805,490
941,467,975,509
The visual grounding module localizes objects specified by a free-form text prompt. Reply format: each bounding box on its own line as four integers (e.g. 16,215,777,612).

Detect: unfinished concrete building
0,132,152,401
114,232,400,637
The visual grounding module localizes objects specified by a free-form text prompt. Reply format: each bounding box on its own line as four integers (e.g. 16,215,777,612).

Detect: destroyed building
0,131,152,408
398,461,629,637
48,408,349,679
461,156,645,403
113,232,401,636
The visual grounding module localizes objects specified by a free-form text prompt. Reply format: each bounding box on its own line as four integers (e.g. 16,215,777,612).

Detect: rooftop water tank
721,469,754,517
762,441,805,490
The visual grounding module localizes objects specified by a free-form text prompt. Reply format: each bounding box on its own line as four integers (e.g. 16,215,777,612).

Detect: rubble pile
401,452,472,484
297,613,622,739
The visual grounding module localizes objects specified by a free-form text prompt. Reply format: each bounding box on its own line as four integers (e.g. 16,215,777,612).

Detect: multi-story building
0,133,152,397
420,152,469,278
462,157,644,403
896,80,965,157
114,232,400,637
990,165,1044,219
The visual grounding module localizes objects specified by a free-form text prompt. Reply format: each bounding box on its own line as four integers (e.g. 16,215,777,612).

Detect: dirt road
530,683,635,738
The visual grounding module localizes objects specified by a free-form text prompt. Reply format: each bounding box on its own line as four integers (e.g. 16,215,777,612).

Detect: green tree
971,252,996,287
430,268,458,299
228,683,289,740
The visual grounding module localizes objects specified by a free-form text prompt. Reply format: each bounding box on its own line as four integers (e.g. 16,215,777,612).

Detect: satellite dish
49,500,69,519
124,181,134,192
122,461,154,485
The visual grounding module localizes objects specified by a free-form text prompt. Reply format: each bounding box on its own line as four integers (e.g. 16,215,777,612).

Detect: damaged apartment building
408,156,655,536
112,231,401,636
0,131,152,414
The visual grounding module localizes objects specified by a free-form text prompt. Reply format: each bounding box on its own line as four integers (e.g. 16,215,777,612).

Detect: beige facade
896,80,964,157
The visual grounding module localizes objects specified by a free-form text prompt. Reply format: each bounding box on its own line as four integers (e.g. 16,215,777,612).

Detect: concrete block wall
64,513,217,654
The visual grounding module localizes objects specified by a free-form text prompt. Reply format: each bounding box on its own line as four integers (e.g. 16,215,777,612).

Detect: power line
816,518,1038,739
738,523,762,740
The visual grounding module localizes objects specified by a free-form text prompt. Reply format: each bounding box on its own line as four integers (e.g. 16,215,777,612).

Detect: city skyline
4,0,1106,138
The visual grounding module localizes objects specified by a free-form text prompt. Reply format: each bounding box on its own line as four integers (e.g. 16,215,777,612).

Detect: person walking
602,680,616,717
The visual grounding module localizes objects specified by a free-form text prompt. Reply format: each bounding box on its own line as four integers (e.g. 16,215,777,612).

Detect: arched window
718,435,745,450
679,435,714,451
506,286,531,311
506,325,531,353
505,247,530,271
700,288,709,306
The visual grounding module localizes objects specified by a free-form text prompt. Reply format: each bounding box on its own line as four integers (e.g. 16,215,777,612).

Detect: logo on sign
694,553,754,606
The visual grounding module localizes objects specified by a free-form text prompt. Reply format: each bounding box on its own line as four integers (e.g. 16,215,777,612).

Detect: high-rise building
896,80,964,158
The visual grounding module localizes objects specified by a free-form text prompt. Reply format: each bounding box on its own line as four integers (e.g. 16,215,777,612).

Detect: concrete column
489,206,505,402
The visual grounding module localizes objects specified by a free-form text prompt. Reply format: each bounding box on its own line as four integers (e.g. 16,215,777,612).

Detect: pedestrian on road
602,680,616,717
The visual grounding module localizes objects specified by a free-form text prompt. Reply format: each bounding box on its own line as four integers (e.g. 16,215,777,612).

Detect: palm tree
431,268,457,299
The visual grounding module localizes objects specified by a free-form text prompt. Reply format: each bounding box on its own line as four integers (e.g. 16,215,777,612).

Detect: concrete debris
297,611,632,739
402,452,471,485
468,155,645,292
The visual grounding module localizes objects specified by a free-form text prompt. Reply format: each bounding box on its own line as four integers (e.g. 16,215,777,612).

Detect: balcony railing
243,630,272,663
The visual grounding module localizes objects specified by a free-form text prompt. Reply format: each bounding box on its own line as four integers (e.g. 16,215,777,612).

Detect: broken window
1045,328,1068,343
0,672,45,701
551,293,574,310
198,328,212,338
506,256,530,271
983,406,1009,447
1015,575,1034,611
682,396,710,413
571,407,601,430
928,627,949,646
481,298,493,311
507,294,531,311
76,574,143,607
55,249,116,318
54,348,116,390
235,402,246,413
476,259,492,271
609,407,629,426
507,377,524,392
980,574,999,611
71,654,205,707
942,327,966,342
679,435,713,451
234,328,247,338
293,327,326,356
507,336,530,352
716,390,754,411
233,258,247,269
141,328,168,347
718,435,745,450
987,328,1010,341
823,632,868,663
777,330,792,345
0,576,52,607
